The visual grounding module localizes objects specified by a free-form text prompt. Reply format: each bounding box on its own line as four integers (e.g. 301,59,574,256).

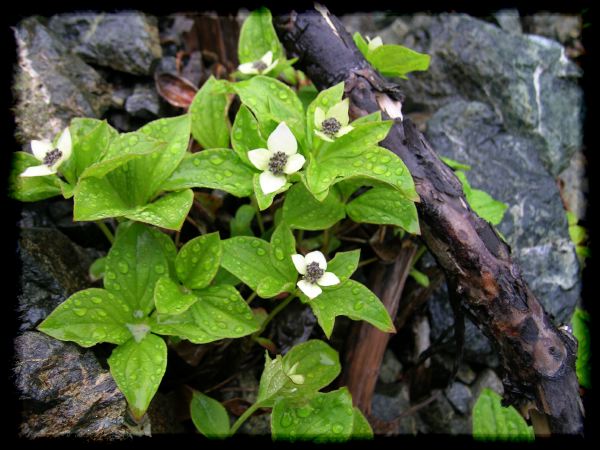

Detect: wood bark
275,9,583,435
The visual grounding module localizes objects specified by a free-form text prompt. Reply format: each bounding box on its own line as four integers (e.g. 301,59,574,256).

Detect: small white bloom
366,35,383,52
314,98,354,142
238,50,279,75
291,251,340,299
248,122,305,195
20,127,72,177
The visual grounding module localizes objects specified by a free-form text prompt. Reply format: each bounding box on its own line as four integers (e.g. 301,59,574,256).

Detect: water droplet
380,155,391,163
274,248,284,260
210,155,224,165
280,412,293,428
332,424,344,434
73,308,87,317
191,256,198,264
256,248,266,256
118,261,129,274
395,168,404,175
92,329,106,340
91,297,102,304
352,160,362,167
106,271,117,280
353,300,364,311
297,405,312,418
321,98,329,105
234,325,243,333
154,265,165,274
217,321,227,329
250,240,260,248
215,173,224,181
224,169,233,177
373,165,386,175
193,158,201,166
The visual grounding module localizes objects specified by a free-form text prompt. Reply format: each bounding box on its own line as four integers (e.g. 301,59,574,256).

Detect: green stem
251,195,265,235
255,294,296,337
321,228,330,254
358,256,379,268
246,291,258,305
413,244,427,265
95,221,114,244
230,402,261,435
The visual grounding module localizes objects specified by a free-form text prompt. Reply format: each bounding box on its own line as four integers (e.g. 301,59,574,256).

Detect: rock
456,364,477,385
493,9,523,34
13,17,112,143
417,389,468,434
522,13,582,45
426,100,580,323
15,331,129,438
379,349,403,384
371,382,418,434
340,12,393,37
274,301,316,354
444,382,472,415
17,227,101,332
381,14,583,176
558,150,588,220
471,368,504,406
228,371,270,436
125,83,161,118
49,12,162,75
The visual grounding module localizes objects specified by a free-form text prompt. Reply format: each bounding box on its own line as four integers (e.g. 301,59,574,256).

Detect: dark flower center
321,118,341,138
252,60,268,72
268,151,288,175
304,261,324,284
42,148,62,166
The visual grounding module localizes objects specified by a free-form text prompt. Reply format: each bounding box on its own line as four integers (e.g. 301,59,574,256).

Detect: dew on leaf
280,412,293,428
332,424,344,434
73,308,87,317
256,248,266,256
353,301,364,311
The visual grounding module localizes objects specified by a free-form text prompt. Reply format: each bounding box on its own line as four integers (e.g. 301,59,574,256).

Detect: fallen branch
276,9,583,435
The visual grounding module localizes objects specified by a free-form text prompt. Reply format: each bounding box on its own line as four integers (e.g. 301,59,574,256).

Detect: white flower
366,35,383,52
20,127,72,177
247,122,305,195
291,251,340,299
314,98,354,142
238,50,279,75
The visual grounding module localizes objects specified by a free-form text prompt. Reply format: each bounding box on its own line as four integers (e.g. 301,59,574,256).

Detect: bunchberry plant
9,6,503,441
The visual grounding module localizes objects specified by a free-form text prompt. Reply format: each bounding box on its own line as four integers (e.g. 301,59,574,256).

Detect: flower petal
267,122,297,155
56,127,72,160
263,59,279,74
291,254,307,275
317,272,340,287
19,164,56,177
259,171,286,194
283,153,305,174
314,107,325,128
304,251,327,270
367,36,383,52
337,125,354,137
248,148,272,170
238,62,258,74
30,140,53,161
297,280,322,299
261,50,273,66
314,130,334,142
328,98,350,126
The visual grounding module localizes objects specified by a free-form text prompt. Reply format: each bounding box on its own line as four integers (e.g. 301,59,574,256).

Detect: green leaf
104,222,176,315
472,388,534,441
566,210,578,226
108,333,167,420
346,185,420,233
230,204,255,237
455,171,507,226
352,111,382,126
326,250,360,283
37,288,133,347
125,189,194,231
269,222,297,282
161,149,254,198
306,122,417,201
569,224,588,246
60,118,117,185
409,268,430,287
190,391,231,439
272,389,354,442
252,173,291,211
367,44,430,78
441,156,472,171
351,407,374,439
190,77,231,149
352,32,369,56
301,279,395,338
282,182,346,230
298,84,319,112
257,340,341,407
306,82,344,148
89,256,107,281
212,267,241,286
238,7,282,63
222,236,293,298
9,152,62,202
571,307,591,389
175,232,222,289
231,105,266,166
233,76,305,147
154,276,197,315
151,284,258,343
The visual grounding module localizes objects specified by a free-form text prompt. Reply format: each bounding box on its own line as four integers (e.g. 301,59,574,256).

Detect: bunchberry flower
291,250,340,299
20,127,72,177
238,50,279,75
366,35,383,52
314,98,353,142
248,122,305,195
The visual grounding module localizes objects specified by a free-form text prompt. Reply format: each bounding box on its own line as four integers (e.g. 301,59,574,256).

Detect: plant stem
230,402,261,435
358,256,379,268
246,291,257,304
321,228,330,254
255,294,295,337
95,221,114,244
251,195,265,235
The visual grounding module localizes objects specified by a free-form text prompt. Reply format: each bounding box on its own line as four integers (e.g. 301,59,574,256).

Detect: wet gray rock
456,364,477,385
275,301,316,354
426,100,580,323
522,13,582,45
371,382,418,434
13,17,112,143
125,83,161,118
381,14,583,176
417,389,470,434
49,12,162,75
493,9,523,34
471,369,504,406
15,331,129,438
558,150,588,220
444,382,472,415
379,349,403,384
17,227,101,332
